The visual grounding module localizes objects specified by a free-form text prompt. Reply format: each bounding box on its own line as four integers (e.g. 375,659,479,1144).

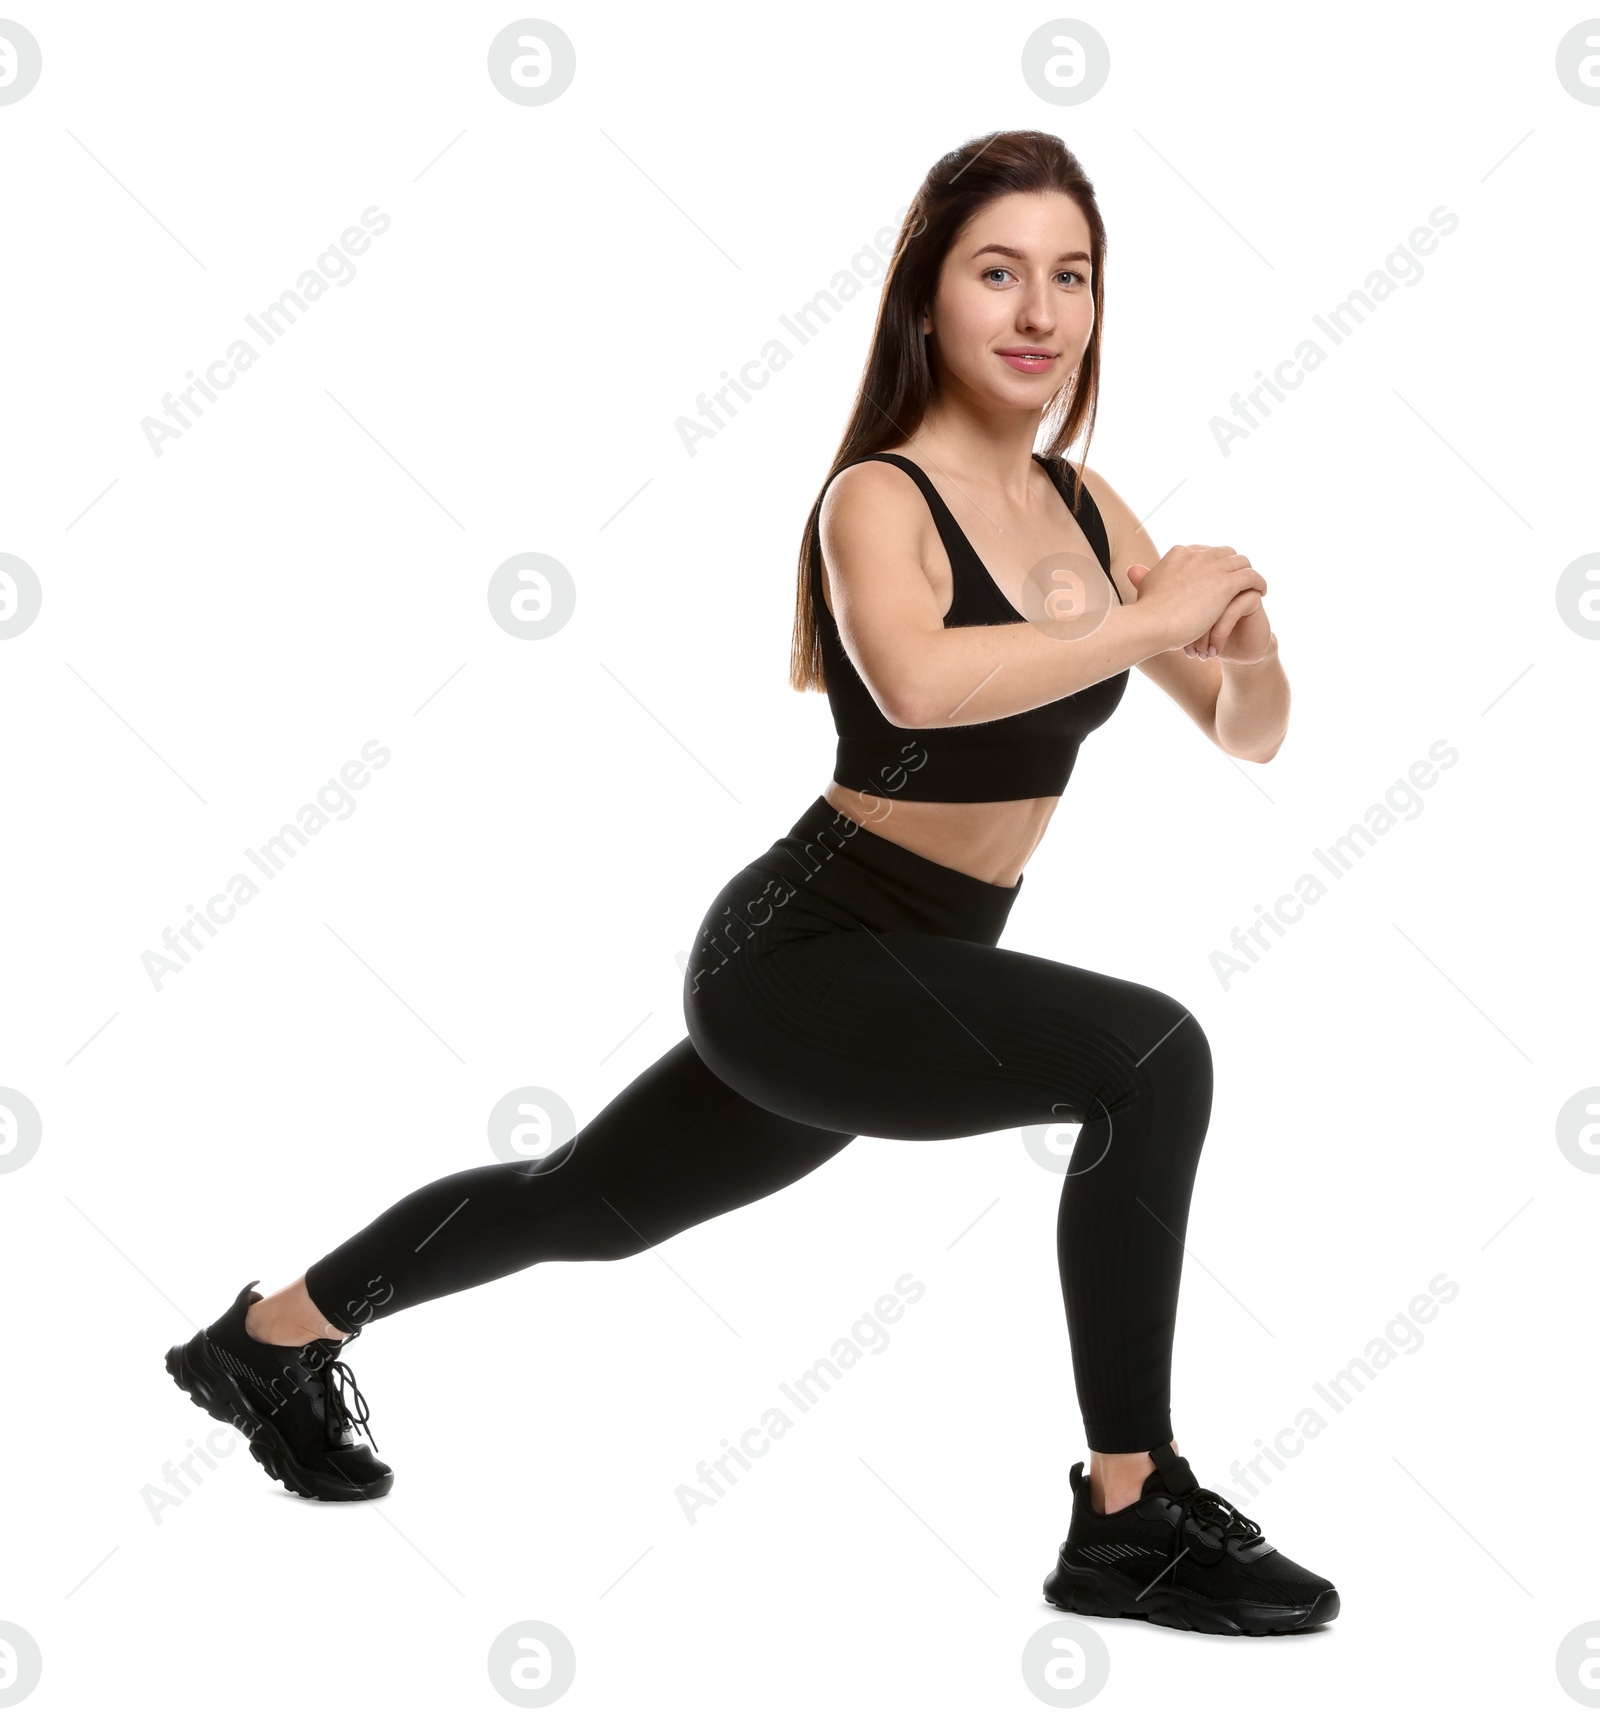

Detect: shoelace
1162,1484,1262,1567
322,1358,379,1453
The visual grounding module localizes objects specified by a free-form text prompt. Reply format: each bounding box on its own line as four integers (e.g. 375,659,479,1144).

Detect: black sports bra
809,451,1129,803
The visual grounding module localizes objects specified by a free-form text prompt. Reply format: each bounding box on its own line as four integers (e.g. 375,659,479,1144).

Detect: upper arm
1079,462,1225,749
817,461,946,729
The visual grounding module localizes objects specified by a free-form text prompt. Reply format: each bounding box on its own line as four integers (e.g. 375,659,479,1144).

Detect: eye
982,266,1088,287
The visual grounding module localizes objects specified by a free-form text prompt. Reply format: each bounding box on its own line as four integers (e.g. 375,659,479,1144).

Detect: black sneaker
164,1280,393,1503
1043,1441,1338,1635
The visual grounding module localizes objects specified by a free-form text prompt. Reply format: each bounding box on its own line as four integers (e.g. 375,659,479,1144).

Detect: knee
1155,996,1212,1086
1095,992,1213,1115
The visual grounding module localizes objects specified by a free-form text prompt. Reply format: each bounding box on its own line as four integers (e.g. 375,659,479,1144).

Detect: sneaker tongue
1143,1449,1200,1499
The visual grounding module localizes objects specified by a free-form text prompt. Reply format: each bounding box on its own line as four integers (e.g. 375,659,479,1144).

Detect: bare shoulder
1073,462,1140,551
813,455,949,728
1073,462,1161,595
816,457,939,621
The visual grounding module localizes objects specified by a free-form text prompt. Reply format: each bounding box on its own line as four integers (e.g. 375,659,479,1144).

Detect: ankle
1088,1436,1179,1515
1089,1470,1147,1516
245,1309,327,1348
244,1287,351,1349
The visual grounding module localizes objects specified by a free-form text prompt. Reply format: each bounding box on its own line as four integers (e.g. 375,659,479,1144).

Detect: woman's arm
1081,464,1290,762
1213,634,1289,763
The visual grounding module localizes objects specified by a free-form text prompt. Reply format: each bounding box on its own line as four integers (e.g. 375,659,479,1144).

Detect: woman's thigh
686,922,1206,1142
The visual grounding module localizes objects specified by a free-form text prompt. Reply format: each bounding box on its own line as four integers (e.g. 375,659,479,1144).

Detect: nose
1018,276,1056,337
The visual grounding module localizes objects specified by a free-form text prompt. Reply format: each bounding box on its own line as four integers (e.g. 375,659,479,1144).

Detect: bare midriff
821,781,1057,888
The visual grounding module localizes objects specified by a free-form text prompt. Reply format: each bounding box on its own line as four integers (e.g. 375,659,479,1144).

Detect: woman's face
923,190,1095,408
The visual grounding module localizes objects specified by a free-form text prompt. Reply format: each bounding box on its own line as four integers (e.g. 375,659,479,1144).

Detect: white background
2,0,1596,1721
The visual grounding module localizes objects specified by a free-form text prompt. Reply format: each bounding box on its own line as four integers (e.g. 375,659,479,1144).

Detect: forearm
897,601,1174,729
1215,635,1289,761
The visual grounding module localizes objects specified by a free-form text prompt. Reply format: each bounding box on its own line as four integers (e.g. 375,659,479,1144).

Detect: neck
903,411,1049,498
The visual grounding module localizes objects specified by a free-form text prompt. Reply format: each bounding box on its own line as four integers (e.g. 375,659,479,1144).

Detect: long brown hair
788,129,1108,694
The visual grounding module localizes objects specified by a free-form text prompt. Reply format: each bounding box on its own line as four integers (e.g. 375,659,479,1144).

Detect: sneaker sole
1043,1558,1339,1636
164,1338,393,1504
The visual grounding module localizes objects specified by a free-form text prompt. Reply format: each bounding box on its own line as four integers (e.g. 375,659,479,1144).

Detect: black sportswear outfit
303,452,1213,1454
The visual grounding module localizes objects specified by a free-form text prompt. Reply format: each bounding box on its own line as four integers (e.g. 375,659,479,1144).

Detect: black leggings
303,797,1212,1453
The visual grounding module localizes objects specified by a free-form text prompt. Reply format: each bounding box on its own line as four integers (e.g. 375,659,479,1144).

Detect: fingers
1182,589,1260,657
1194,590,1260,656
1208,549,1265,594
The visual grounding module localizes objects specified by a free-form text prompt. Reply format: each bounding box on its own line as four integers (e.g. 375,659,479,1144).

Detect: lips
997,349,1057,374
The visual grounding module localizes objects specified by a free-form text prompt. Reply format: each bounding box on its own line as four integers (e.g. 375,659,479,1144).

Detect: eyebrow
970,244,1091,264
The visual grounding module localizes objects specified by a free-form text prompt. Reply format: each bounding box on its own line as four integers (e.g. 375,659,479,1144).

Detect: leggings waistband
755,795,1023,947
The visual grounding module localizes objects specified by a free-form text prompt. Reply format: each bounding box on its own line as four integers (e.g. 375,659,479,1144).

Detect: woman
166,129,1337,1638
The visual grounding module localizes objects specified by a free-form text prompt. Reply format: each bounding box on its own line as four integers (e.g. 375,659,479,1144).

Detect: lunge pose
167,130,1338,1637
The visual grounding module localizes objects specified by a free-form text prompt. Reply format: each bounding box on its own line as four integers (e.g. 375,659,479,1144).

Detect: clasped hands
1124,562,1277,664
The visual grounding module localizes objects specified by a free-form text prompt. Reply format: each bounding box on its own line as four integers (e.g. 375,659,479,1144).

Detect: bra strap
1036,454,1117,598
